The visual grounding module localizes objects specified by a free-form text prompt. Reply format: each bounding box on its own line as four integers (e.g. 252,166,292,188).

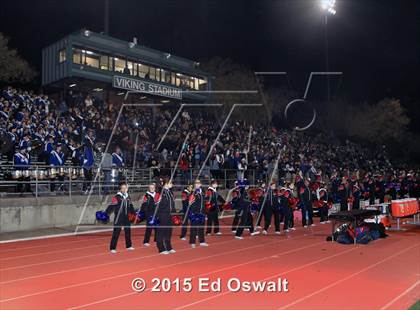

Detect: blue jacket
14,152,30,170
49,151,65,166
112,152,124,167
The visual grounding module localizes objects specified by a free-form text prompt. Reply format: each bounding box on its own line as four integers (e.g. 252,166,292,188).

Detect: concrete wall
0,195,117,233
0,190,230,233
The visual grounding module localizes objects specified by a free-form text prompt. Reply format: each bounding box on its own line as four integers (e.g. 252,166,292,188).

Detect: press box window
59,49,66,63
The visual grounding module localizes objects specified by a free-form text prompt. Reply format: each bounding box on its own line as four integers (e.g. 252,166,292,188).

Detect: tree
201,57,263,123
0,33,36,83
348,98,410,145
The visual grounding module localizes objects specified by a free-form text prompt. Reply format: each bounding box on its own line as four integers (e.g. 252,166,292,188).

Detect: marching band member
255,181,267,229
155,177,176,254
106,182,135,253
49,143,65,192
230,181,241,233
82,129,96,193
141,183,159,246
375,175,386,204
280,188,292,232
235,184,260,239
352,183,361,210
180,184,192,240
112,146,125,185
43,134,54,164
316,186,329,224
13,146,32,195
189,179,208,248
299,179,314,227
205,179,225,236
262,182,281,235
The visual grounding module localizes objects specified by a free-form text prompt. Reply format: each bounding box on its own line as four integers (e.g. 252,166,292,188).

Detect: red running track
0,218,419,310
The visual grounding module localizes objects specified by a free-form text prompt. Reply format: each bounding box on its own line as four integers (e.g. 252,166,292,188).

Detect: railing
0,165,267,198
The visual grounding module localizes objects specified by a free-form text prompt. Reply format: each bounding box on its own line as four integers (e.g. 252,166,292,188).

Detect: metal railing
0,165,268,198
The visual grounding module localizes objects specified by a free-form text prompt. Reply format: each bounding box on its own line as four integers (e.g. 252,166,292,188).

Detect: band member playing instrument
205,179,225,235
141,183,160,246
155,177,176,254
112,145,125,185
106,182,135,253
13,146,33,195
189,179,208,248
180,184,192,240
49,143,65,192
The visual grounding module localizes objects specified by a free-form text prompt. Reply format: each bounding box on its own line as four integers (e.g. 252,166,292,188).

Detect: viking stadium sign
113,75,182,100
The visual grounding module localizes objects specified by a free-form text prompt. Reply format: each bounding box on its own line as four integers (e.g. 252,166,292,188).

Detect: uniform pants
156,224,173,253
206,210,219,234
190,222,205,244
283,207,294,230
180,212,189,238
301,203,313,226
235,210,254,237
231,209,240,231
143,221,156,244
264,207,280,232
83,168,93,191
319,205,329,222
50,175,64,192
16,176,31,193
110,224,132,250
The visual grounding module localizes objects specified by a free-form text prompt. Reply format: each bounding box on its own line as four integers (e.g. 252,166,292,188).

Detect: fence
0,165,267,198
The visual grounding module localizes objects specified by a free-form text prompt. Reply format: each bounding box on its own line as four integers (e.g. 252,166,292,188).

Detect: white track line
173,246,358,310
0,215,236,261
381,280,420,310
0,235,110,254
1,223,318,282
67,241,326,310
278,243,420,310
0,226,305,285
1,236,239,283
0,236,312,303
0,227,118,244
1,242,110,261
0,215,234,245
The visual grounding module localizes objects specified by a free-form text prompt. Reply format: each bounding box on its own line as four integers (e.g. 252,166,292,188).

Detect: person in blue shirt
49,143,65,192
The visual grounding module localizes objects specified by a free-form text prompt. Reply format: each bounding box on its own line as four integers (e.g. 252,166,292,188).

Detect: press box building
41,29,212,103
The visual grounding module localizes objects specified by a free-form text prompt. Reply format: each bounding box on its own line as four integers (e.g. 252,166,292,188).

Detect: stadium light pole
321,0,336,104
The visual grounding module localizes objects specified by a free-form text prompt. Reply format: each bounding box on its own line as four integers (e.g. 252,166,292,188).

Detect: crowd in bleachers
1,86,419,197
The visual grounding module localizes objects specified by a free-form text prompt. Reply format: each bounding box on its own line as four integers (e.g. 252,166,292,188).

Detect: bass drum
12,170,22,179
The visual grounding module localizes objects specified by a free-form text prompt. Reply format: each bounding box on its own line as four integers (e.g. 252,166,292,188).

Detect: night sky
1,0,419,127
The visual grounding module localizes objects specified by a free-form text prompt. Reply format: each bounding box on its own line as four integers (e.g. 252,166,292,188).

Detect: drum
49,168,57,179
38,169,46,180
31,169,38,179
78,168,85,178
23,170,31,178
12,170,22,179
68,168,78,180
59,167,66,176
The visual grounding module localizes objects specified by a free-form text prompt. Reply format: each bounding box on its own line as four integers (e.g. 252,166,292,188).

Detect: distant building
42,29,211,103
